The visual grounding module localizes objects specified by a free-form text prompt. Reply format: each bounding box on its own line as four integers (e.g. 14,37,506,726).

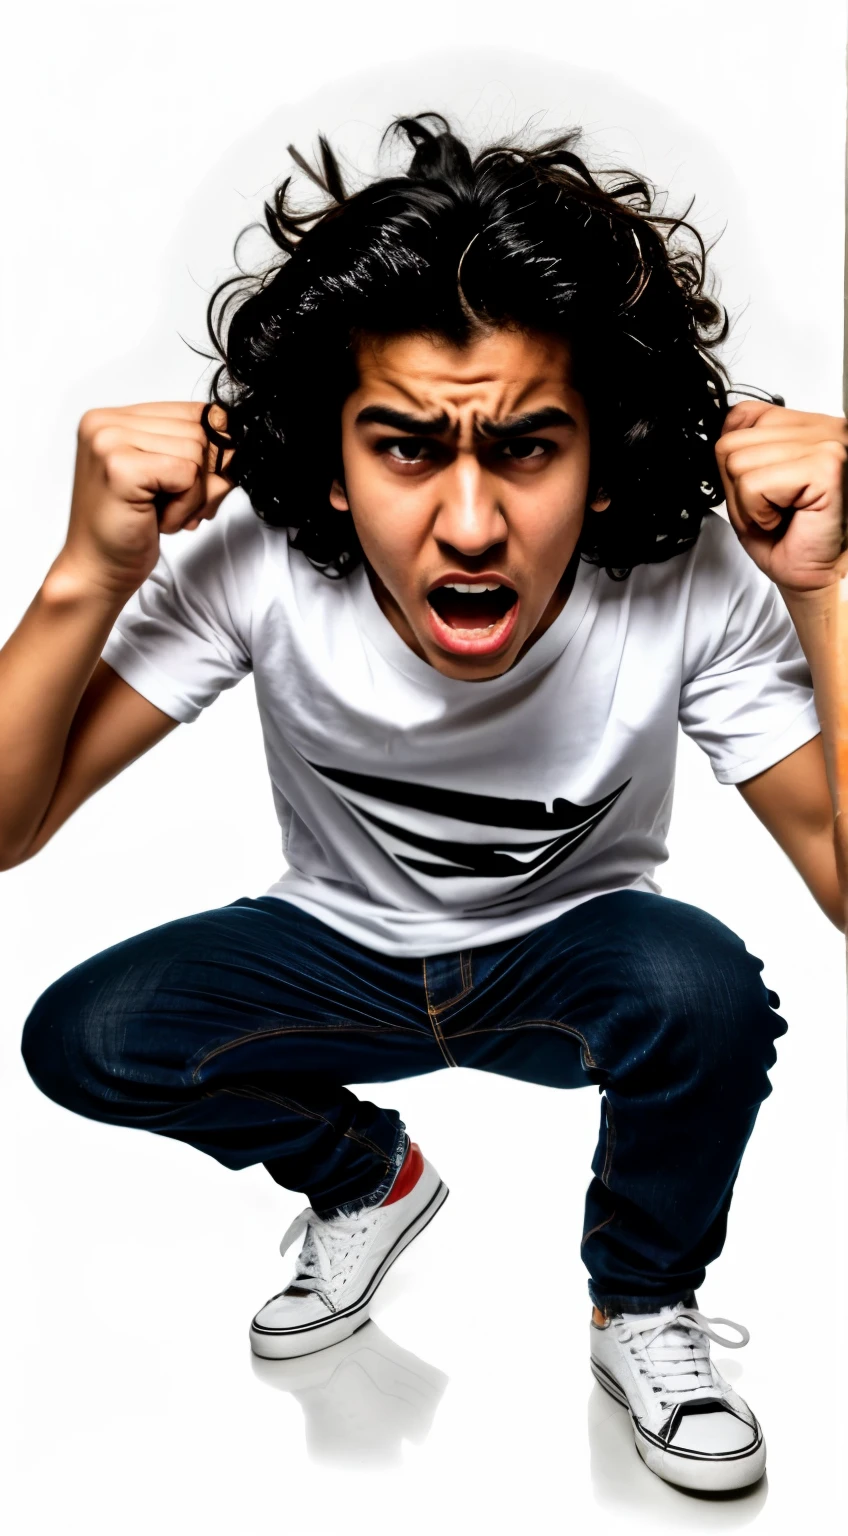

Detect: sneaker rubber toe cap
253,1291,333,1332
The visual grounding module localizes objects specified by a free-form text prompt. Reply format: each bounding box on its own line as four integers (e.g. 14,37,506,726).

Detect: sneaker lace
614,1307,750,1412
278,1207,373,1310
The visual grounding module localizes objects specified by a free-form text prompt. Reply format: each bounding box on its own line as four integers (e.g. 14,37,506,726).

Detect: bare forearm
0,557,130,865
778,583,842,799
778,578,848,910
0,399,232,868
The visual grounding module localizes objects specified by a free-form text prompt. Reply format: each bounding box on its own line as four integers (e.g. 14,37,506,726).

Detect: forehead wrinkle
508,371,567,413
356,350,575,439
367,372,442,413
385,379,552,424
356,374,492,440
435,367,569,414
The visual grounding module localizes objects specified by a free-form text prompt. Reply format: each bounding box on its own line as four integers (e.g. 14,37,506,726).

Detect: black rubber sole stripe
591,1359,628,1406
251,1180,449,1337
590,1362,764,1464
636,1424,764,1463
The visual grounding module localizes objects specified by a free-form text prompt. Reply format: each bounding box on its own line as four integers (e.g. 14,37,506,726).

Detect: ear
329,477,350,513
589,488,611,512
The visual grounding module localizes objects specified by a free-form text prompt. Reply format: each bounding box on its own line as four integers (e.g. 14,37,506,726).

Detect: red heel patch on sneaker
382,1141,424,1206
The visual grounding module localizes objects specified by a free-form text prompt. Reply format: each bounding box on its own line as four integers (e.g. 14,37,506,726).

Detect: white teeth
440,582,503,593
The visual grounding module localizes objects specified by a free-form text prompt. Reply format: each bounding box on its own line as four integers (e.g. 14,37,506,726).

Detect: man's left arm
715,400,848,931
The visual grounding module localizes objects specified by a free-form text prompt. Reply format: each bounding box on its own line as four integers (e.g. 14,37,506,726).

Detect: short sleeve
678,513,820,784
99,488,262,724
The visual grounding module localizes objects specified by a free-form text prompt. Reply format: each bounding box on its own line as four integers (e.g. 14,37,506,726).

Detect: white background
2,2,846,1531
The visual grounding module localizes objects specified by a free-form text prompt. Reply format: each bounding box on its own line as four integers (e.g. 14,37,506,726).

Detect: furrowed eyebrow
355,406,452,433
354,404,575,438
477,407,575,439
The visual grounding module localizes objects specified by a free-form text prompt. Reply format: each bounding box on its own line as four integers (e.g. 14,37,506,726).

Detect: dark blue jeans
21,889,786,1314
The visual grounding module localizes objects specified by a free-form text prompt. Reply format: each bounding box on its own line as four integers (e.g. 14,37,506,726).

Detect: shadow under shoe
251,1318,449,1467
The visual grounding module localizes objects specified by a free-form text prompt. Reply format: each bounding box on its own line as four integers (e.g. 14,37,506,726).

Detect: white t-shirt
100,488,820,956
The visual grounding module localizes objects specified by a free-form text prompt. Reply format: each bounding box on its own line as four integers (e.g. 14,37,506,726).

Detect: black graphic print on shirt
306,758,629,908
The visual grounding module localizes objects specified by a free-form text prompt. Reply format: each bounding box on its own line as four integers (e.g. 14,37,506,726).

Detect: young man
7,115,846,1494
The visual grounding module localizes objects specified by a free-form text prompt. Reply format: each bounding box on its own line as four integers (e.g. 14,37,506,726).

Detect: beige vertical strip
839,28,848,937
836,571,848,928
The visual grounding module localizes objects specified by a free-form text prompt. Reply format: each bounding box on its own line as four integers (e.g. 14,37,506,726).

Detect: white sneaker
250,1150,448,1359
590,1301,766,1492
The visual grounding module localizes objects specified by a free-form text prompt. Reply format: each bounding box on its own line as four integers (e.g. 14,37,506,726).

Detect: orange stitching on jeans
227,1085,391,1171
424,951,473,1015
581,1209,616,1248
426,971,473,1014
429,993,470,1015
421,960,460,1066
191,1019,412,1082
341,1125,394,1164
463,1017,599,1069
341,1129,391,1175
225,1083,327,1126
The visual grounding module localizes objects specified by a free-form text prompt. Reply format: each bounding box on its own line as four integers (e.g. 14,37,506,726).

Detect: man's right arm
0,399,234,869
0,568,179,869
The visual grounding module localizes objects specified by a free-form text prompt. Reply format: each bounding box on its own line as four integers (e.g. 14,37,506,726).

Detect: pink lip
426,570,516,596
425,592,521,658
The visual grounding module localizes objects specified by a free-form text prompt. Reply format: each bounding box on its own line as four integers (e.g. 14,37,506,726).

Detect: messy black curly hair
201,111,738,580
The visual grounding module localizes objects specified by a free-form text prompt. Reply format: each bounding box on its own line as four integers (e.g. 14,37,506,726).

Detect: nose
432,454,507,556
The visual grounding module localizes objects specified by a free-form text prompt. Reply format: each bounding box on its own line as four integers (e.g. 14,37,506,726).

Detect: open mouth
426,579,520,657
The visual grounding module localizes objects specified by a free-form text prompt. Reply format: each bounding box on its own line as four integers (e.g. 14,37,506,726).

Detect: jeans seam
191,1019,415,1082
581,1209,616,1249
601,1095,616,1186
341,1126,394,1166
424,956,474,1015
225,1085,392,1173
421,960,460,1066
225,1083,327,1126
451,1017,599,1069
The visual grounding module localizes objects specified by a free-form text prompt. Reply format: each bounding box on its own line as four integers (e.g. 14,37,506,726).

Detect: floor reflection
587,1383,768,1525
251,1320,449,1467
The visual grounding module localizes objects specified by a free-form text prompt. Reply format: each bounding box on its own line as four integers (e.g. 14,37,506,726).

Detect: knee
21,966,110,1110
614,901,786,1100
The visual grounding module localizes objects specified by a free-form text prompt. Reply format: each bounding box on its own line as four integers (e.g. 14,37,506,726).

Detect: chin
424,636,523,680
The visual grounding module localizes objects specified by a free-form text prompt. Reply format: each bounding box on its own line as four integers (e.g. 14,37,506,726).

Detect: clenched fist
58,401,234,599
716,400,848,593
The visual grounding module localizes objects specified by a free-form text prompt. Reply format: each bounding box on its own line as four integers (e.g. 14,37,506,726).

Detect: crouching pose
8,114,846,1493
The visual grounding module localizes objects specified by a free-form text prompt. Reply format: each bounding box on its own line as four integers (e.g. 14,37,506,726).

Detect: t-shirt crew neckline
348,555,600,693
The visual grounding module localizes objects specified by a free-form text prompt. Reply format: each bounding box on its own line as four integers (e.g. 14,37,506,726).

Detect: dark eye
385,439,431,463
501,440,547,461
